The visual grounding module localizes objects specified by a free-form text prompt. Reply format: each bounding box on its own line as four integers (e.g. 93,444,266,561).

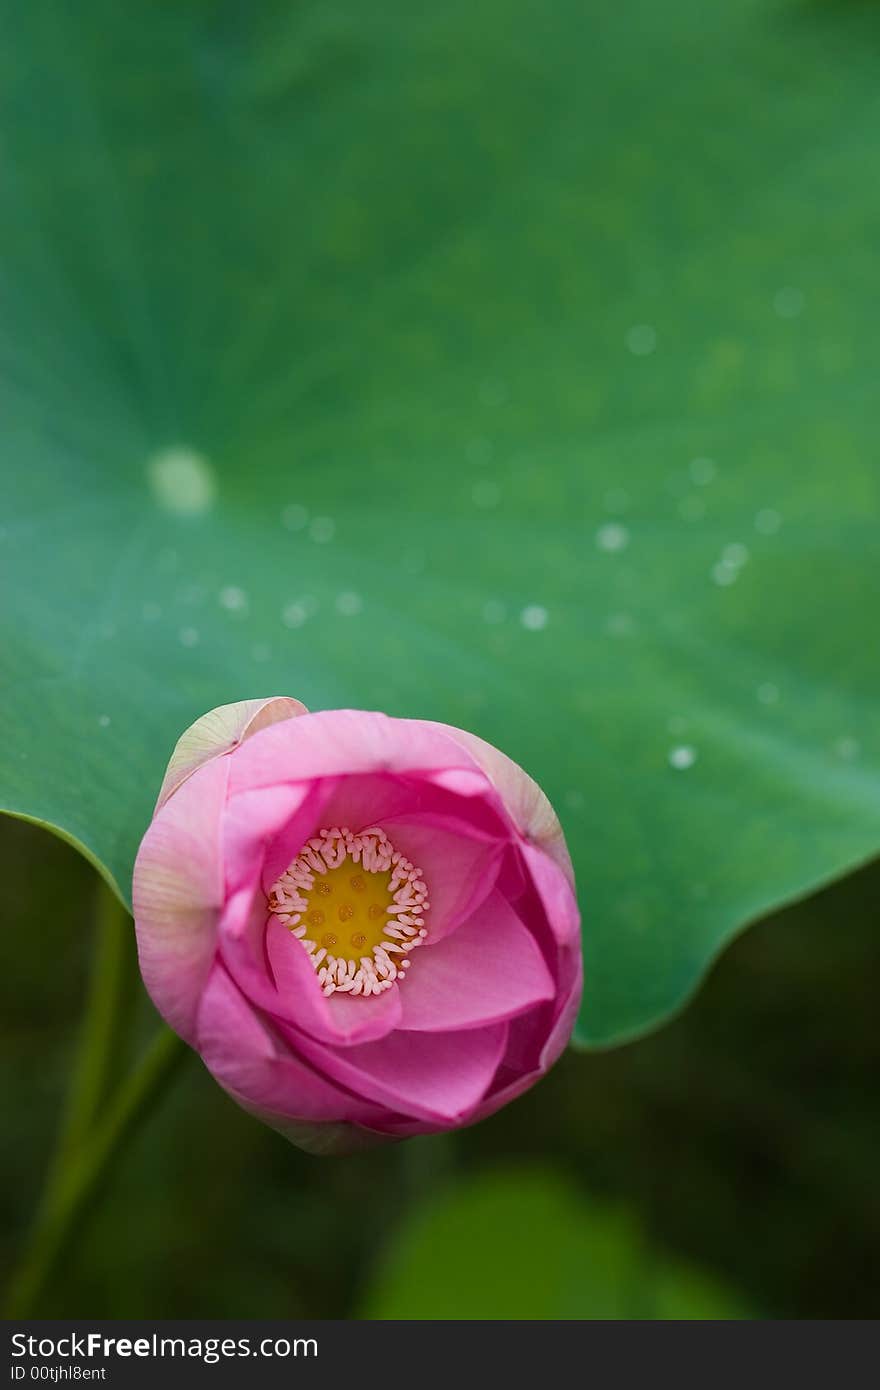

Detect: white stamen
268,825,429,998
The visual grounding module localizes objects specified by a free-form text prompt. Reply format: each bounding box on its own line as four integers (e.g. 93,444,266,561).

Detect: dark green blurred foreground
1,815,877,1318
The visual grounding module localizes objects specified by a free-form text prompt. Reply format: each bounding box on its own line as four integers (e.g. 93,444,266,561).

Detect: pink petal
221,781,318,896
220,902,402,1046
429,723,575,886
265,915,403,1045
288,1021,508,1124
133,757,228,1044
519,843,581,946
312,773,430,835
540,940,584,1069
196,965,389,1127
398,892,555,1031
378,813,505,942
424,766,503,800
156,696,306,811
226,710,484,796
494,850,584,1072
260,779,331,891
469,941,583,1125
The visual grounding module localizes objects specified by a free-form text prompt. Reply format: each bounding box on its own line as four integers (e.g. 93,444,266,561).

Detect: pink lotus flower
133,698,582,1154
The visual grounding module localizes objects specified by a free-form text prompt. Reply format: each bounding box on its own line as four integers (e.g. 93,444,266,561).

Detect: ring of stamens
268,827,429,998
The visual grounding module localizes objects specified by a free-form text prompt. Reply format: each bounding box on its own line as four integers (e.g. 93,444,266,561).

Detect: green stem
5,1025,186,1317
5,881,186,1317
53,880,130,1170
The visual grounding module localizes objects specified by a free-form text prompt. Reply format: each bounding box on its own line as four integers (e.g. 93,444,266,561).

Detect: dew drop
219,585,248,613
606,612,635,637
689,457,717,486
471,479,501,508
668,744,697,770
148,447,216,516
282,602,309,629
755,508,782,535
596,522,630,553
712,561,738,587
309,516,335,544
757,682,779,705
722,542,749,568
834,736,860,761
773,286,805,319
626,324,657,356
335,591,363,617
520,604,548,631
179,626,200,647
282,504,309,532
98,714,111,729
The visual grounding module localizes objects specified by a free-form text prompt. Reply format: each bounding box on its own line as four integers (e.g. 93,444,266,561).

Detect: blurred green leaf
358,1166,748,1319
1,0,878,1044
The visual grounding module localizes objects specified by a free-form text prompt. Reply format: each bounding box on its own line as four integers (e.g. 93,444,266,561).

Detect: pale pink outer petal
196,966,393,1129
287,1021,509,1125
235,1106,391,1156
133,757,228,1045
429,724,575,887
155,696,307,811
397,892,555,1032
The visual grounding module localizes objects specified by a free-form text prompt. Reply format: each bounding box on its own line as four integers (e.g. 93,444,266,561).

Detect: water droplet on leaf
596,522,630,553
668,745,697,770
148,447,216,516
520,604,548,631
